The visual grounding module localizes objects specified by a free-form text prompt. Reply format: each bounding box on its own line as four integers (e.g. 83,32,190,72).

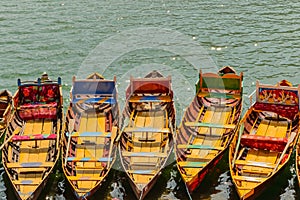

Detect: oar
231,123,244,168
272,131,297,173
64,118,75,166
114,117,129,143
0,134,15,150
0,126,23,150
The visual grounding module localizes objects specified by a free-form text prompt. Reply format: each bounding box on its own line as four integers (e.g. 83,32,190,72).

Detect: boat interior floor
8,119,56,197
234,119,290,190
126,109,169,184
71,112,110,190
182,106,232,179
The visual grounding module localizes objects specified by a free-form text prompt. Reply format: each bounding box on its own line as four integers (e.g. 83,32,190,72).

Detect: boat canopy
72,80,116,104
254,80,300,119
196,71,243,95
17,78,61,106
126,76,172,98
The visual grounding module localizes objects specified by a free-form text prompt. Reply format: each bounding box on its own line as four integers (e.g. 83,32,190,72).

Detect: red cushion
19,103,58,120
241,134,287,152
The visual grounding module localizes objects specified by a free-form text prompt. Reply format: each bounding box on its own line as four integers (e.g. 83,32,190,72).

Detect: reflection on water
110,181,125,200
211,171,232,200
0,169,7,200
279,164,296,200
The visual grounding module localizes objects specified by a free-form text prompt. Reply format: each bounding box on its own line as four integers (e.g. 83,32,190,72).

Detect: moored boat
229,79,300,200
1,74,63,200
61,73,119,199
297,141,300,189
175,66,243,194
0,89,13,136
118,70,175,199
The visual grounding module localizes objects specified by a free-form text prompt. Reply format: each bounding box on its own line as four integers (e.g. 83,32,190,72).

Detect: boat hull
175,67,243,195
61,73,119,199
229,80,300,200
119,70,175,200
184,149,225,193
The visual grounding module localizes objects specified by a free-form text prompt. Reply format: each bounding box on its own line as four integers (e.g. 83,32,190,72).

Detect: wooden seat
234,160,275,169
177,144,224,151
13,179,40,185
11,134,57,141
68,176,103,181
124,127,170,133
67,157,112,162
67,131,111,137
232,175,266,183
6,162,53,168
178,161,206,168
185,122,235,129
122,151,167,157
127,170,156,175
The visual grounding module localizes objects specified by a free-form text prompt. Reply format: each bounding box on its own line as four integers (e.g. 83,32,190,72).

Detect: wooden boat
61,73,119,199
118,70,175,200
297,142,300,189
1,74,63,200
175,66,243,194
229,80,300,200
0,89,12,136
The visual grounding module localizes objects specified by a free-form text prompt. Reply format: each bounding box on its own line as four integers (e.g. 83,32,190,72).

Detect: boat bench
13,180,40,185
198,92,240,99
124,127,170,133
177,144,224,151
6,162,53,168
234,160,275,169
185,122,235,129
178,161,206,168
127,170,156,175
66,131,111,138
232,175,266,183
11,134,57,142
18,102,58,120
72,97,116,104
241,134,287,151
68,176,103,181
122,151,167,157
129,95,172,103
66,157,112,162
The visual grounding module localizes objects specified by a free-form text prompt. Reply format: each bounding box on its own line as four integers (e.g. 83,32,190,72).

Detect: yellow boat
61,73,119,199
118,70,175,200
175,66,243,194
296,130,300,192
1,74,63,200
229,79,300,200
0,89,12,135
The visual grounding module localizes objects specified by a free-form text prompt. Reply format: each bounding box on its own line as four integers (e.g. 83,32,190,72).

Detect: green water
1,0,300,199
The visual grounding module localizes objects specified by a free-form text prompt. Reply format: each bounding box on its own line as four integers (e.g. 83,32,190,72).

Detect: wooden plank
13,180,40,185
234,160,275,169
7,162,54,168
177,144,224,151
232,175,266,183
198,92,240,99
127,170,156,175
67,131,111,137
129,96,171,103
11,134,57,141
178,161,206,168
124,127,170,133
122,151,167,157
67,157,112,162
68,176,103,181
185,122,235,129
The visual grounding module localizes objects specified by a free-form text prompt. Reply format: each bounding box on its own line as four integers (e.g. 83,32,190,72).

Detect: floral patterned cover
18,84,60,120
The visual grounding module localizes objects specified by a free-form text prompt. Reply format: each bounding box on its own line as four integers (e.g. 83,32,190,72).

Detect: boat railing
247,89,257,107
